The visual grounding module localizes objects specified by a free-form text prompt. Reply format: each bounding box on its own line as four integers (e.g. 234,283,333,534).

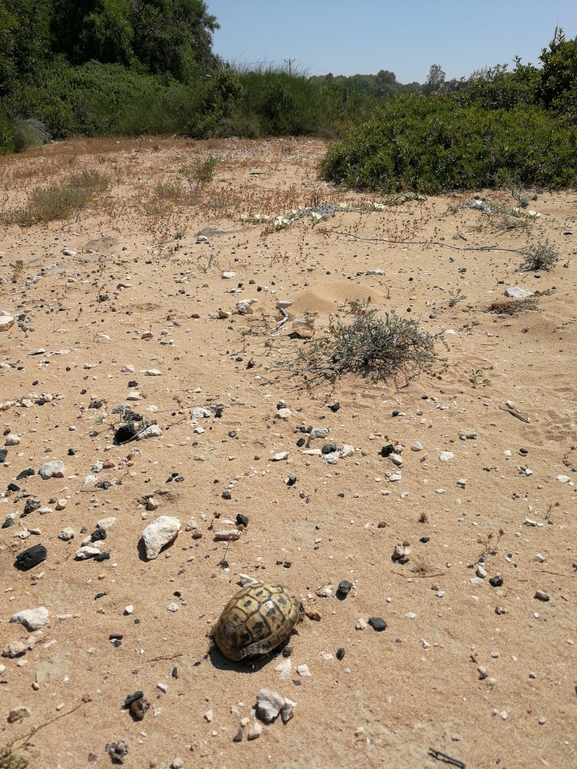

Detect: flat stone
271,451,289,461
10,607,49,631
142,515,181,559
0,315,15,332
140,369,162,376
439,451,454,462
557,474,571,484
38,460,65,480
96,517,117,530
296,664,311,676
505,286,533,298
534,590,550,602
355,619,367,630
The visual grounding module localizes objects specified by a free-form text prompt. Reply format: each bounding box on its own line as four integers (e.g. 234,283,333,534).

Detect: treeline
321,30,577,193
1,2,576,196
0,0,399,153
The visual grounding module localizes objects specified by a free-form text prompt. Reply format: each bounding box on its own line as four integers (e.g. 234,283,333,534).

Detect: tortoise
213,582,304,661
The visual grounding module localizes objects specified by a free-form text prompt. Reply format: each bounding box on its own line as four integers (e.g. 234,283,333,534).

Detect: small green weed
183,156,218,191
448,288,467,307
469,368,492,387
521,240,560,271
0,743,28,769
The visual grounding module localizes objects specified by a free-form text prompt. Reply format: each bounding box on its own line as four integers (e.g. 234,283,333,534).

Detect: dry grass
1,170,109,225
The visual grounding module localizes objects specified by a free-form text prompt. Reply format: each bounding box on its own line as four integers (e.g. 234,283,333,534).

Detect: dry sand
0,137,576,769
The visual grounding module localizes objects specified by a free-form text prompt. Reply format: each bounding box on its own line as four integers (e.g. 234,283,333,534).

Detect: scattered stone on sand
535,590,550,602
5,433,20,446
38,459,66,479
255,688,285,722
7,707,31,723
105,740,129,764
2,641,28,658
505,286,533,298
10,607,49,631
247,721,262,740
368,617,387,631
0,314,15,332
142,516,181,559
14,544,47,571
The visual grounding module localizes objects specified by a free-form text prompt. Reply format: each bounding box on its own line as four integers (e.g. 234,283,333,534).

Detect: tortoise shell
213,582,303,661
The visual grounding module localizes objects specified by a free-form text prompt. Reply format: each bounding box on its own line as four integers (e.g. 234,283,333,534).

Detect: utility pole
284,58,295,76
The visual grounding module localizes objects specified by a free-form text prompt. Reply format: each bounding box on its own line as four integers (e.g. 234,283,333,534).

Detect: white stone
140,369,162,376
457,478,467,488
167,602,179,612
281,698,296,723
411,441,423,451
476,565,487,579
557,474,571,484
136,424,162,440
5,433,20,446
142,515,181,559
355,618,367,630
255,688,284,722
296,664,311,677
124,605,134,615
58,528,75,541
146,497,159,511
221,271,236,279
275,657,292,680
387,472,402,482
439,451,454,462
505,287,533,298
271,451,289,461
10,607,49,631
96,517,117,530
191,407,211,419
247,721,262,740
341,444,355,458
75,546,101,560
214,529,241,541
0,315,15,332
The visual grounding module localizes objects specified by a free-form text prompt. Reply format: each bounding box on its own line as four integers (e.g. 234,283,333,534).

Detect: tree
0,0,53,95
423,63,445,94
49,0,219,81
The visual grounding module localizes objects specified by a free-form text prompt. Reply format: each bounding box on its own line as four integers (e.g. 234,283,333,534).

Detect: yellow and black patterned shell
213,582,303,661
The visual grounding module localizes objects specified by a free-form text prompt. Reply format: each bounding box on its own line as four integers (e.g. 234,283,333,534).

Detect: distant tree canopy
309,69,420,99
0,0,219,96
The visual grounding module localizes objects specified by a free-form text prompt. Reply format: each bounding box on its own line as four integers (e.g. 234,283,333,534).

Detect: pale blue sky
206,0,576,83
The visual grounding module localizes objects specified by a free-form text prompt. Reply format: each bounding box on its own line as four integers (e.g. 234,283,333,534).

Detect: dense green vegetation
0,2,576,194
322,31,577,192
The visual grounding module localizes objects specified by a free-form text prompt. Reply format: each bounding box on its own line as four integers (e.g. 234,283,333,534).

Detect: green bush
320,95,577,193
0,106,14,155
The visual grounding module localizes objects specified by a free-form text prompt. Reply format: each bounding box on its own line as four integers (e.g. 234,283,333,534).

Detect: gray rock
136,423,162,440
281,698,296,723
7,707,30,723
10,607,49,631
5,433,21,446
38,459,66,481
534,590,550,602
439,451,454,462
410,441,423,451
142,515,181,559
256,700,279,722
2,640,28,658
247,721,262,740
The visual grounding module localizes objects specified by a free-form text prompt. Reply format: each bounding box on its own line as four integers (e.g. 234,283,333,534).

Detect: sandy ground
0,137,576,769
